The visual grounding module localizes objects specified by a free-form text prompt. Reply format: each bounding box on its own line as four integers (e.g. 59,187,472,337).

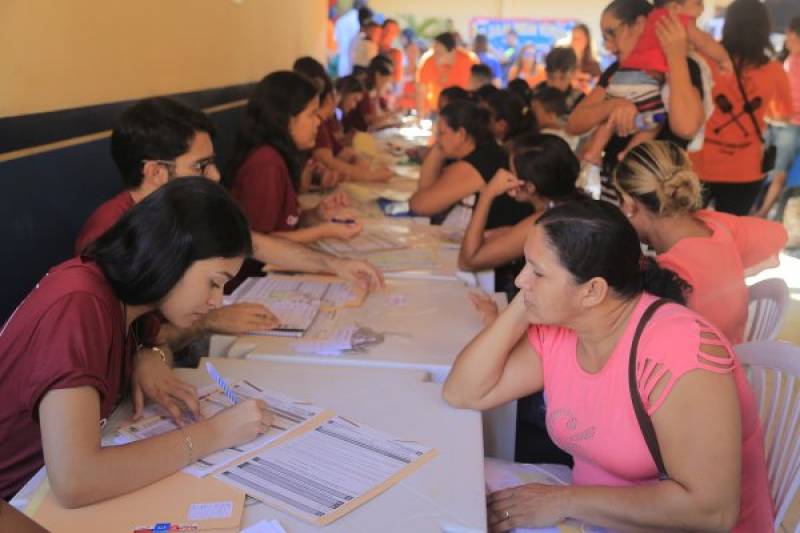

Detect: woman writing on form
0,179,272,506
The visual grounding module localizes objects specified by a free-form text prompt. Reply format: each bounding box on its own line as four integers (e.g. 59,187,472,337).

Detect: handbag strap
628,297,671,481
731,61,765,144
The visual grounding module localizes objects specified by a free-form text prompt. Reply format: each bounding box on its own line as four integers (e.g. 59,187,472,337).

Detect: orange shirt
657,209,787,344
417,48,477,112
690,60,792,183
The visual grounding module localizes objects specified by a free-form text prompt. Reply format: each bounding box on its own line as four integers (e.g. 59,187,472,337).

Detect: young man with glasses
75,97,383,347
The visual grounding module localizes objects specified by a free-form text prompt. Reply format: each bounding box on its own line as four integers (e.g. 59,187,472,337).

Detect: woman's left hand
131,348,200,424
487,483,569,532
655,13,689,63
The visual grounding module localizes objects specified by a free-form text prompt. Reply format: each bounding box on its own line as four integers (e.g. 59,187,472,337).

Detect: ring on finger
504,510,510,519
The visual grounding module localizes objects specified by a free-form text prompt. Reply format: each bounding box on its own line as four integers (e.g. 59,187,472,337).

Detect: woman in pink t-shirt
615,141,787,344
444,199,772,531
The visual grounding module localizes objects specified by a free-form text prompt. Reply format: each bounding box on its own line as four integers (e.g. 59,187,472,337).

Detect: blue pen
205,362,239,404
331,217,356,224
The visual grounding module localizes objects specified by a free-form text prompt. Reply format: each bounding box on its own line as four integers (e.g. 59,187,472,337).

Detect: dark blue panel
0,106,244,323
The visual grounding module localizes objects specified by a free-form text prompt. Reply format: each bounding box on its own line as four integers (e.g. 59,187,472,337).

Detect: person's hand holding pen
321,218,363,240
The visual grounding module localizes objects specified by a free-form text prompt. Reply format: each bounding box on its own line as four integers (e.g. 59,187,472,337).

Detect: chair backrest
735,340,800,532
745,278,790,342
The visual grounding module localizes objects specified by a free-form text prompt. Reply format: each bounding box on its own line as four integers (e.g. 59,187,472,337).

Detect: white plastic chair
735,340,800,532
745,278,790,342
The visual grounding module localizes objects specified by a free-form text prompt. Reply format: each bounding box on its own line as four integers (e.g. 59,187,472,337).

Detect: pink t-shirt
657,210,787,344
529,293,773,532
786,53,800,126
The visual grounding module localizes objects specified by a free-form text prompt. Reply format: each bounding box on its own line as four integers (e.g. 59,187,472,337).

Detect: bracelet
138,344,167,364
178,428,194,465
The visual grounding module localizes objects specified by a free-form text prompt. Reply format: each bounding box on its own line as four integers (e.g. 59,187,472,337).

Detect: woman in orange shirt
615,140,787,344
690,0,792,215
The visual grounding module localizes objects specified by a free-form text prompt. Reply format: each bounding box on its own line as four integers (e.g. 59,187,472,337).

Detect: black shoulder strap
732,61,765,144
628,298,671,481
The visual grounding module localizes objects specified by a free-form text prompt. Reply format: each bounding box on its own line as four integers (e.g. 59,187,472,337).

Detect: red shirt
230,145,300,234
0,258,137,499
621,9,692,73
74,190,134,255
315,117,344,156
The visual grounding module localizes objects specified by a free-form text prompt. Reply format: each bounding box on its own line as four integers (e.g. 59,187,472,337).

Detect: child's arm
686,24,732,75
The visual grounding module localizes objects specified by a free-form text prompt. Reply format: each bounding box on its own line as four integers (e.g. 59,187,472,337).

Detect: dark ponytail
641,256,691,304
536,199,690,304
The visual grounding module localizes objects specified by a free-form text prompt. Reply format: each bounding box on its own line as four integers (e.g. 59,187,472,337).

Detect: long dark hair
439,100,494,146
510,133,581,200
535,199,690,303
486,89,537,142
572,23,598,72
85,178,252,305
722,0,773,68
226,71,319,189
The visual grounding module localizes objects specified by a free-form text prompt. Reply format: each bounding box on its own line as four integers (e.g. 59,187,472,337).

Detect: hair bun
658,167,702,216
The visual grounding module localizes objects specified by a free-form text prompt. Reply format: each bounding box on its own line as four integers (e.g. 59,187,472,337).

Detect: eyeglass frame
143,156,218,178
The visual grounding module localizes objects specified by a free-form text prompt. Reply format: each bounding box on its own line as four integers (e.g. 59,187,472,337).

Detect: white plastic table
13,358,487,533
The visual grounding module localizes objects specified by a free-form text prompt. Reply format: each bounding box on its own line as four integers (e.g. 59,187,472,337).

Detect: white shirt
334,9,360,77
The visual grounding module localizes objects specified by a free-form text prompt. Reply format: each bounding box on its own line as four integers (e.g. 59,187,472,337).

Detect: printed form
114,381,328,477
216,415,436,525
225,276,365,336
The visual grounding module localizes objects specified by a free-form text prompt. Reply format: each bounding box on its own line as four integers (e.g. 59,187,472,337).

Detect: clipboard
27,472,245,533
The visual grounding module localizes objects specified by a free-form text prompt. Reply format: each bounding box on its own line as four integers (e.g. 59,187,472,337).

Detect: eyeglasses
146,156,218,178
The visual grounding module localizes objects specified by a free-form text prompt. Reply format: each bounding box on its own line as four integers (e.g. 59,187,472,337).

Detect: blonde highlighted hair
614,141,703,217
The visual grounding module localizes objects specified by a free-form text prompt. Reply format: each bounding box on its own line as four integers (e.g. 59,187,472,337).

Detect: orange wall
0,0,327,117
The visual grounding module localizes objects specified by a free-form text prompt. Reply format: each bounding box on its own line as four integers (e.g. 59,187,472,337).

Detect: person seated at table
444,199,773,532
359,55,402,130
75,98,383,344
410,100,533,294
409,99,531,226
485,89,536,146
227,70,363,245
75,98,279,345
459,134,583,274
292,55,328,87
0,179,274,506
335,75,367,140
614,140,787,344
313,74,394,183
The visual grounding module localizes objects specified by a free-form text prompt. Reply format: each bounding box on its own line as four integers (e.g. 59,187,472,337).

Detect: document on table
115,381,329,477
364,248,439,272
216,415,437,526
292,326,358,356
226,276,364,337
317,227,407,256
